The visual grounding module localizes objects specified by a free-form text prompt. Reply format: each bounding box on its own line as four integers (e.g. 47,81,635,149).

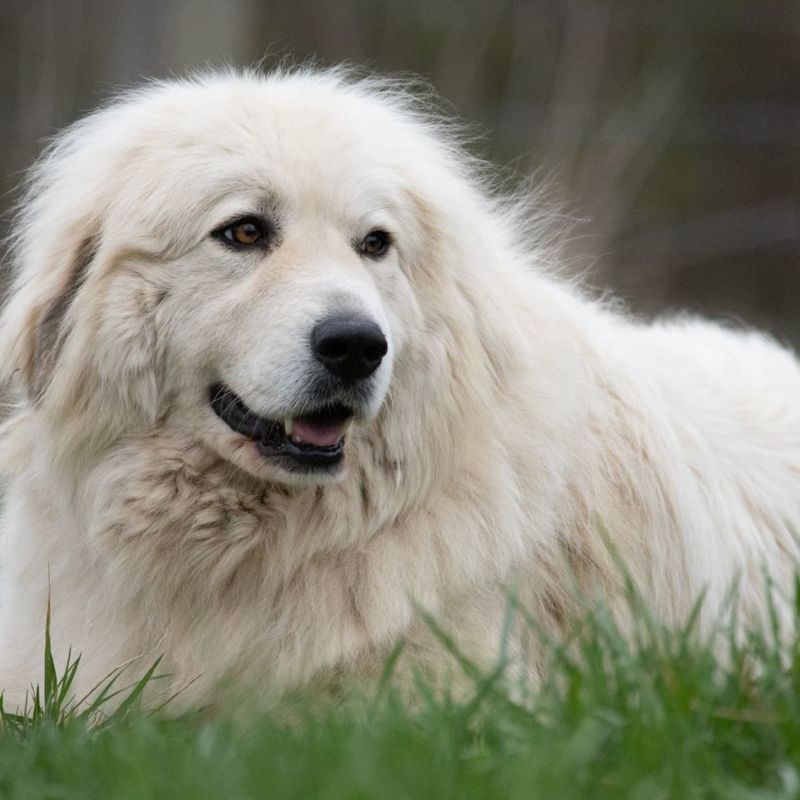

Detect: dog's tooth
343,417,354,433
284,417,294,436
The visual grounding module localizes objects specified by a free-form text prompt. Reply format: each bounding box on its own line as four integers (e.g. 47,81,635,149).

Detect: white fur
1,68,799,709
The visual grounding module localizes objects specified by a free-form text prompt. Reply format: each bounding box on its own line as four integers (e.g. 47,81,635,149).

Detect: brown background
2,0,798,342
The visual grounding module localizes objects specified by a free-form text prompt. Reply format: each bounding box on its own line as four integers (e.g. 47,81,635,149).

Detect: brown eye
359,230,391,258
229,222,261,245
213,216,270,248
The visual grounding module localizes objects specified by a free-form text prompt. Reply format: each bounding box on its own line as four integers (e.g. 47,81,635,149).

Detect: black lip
209,383,349,470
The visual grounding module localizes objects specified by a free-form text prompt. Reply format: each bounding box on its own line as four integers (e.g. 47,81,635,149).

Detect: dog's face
146,82,423,484
164,174,400,484
1,72,473,485
192,208,396,482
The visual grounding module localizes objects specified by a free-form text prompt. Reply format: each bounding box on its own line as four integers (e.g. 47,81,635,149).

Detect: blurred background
1,0,798,342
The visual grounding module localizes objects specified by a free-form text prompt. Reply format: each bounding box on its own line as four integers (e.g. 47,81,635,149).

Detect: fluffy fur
1,68,799,709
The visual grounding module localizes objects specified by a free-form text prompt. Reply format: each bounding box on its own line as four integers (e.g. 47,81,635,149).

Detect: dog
0,67,798,709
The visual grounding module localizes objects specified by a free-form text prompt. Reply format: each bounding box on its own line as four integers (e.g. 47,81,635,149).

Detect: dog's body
1,70,799,708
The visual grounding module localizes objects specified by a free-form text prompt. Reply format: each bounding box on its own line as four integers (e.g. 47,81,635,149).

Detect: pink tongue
291,417,346,447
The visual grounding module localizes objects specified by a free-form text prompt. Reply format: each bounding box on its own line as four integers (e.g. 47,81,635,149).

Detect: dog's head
0,69,511,485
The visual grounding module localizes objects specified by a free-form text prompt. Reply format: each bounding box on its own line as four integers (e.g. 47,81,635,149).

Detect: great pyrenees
1,68,799,708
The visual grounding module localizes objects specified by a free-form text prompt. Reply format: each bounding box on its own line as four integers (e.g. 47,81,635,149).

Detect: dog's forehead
132,79,409,211
158,81,391,163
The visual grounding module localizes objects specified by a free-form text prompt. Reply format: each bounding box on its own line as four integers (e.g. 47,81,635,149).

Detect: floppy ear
0,216,100,402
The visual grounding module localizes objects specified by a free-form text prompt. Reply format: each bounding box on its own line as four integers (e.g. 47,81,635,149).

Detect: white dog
1,68,799,709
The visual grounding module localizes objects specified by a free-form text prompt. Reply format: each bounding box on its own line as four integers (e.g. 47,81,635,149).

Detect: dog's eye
359,230,391,258
213,216,270,248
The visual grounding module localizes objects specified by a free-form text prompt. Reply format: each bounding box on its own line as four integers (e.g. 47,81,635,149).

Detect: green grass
3,584,800,799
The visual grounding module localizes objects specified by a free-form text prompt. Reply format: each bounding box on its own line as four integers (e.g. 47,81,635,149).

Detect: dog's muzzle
210,313,387,473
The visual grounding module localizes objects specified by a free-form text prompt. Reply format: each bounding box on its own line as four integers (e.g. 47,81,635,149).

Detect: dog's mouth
209,383,353,470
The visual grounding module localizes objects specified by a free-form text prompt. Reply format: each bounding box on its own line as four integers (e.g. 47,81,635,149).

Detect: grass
3,583,800,799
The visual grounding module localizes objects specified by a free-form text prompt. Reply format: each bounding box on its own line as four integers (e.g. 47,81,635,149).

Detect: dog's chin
204,383,362,486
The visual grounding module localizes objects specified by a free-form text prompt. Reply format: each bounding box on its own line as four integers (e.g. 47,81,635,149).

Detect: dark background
2,0,798,342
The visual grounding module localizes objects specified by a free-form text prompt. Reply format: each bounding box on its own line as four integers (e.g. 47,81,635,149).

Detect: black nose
312,315,388,381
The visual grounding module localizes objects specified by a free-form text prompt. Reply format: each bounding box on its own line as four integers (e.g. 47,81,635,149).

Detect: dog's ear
0,215,100,401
